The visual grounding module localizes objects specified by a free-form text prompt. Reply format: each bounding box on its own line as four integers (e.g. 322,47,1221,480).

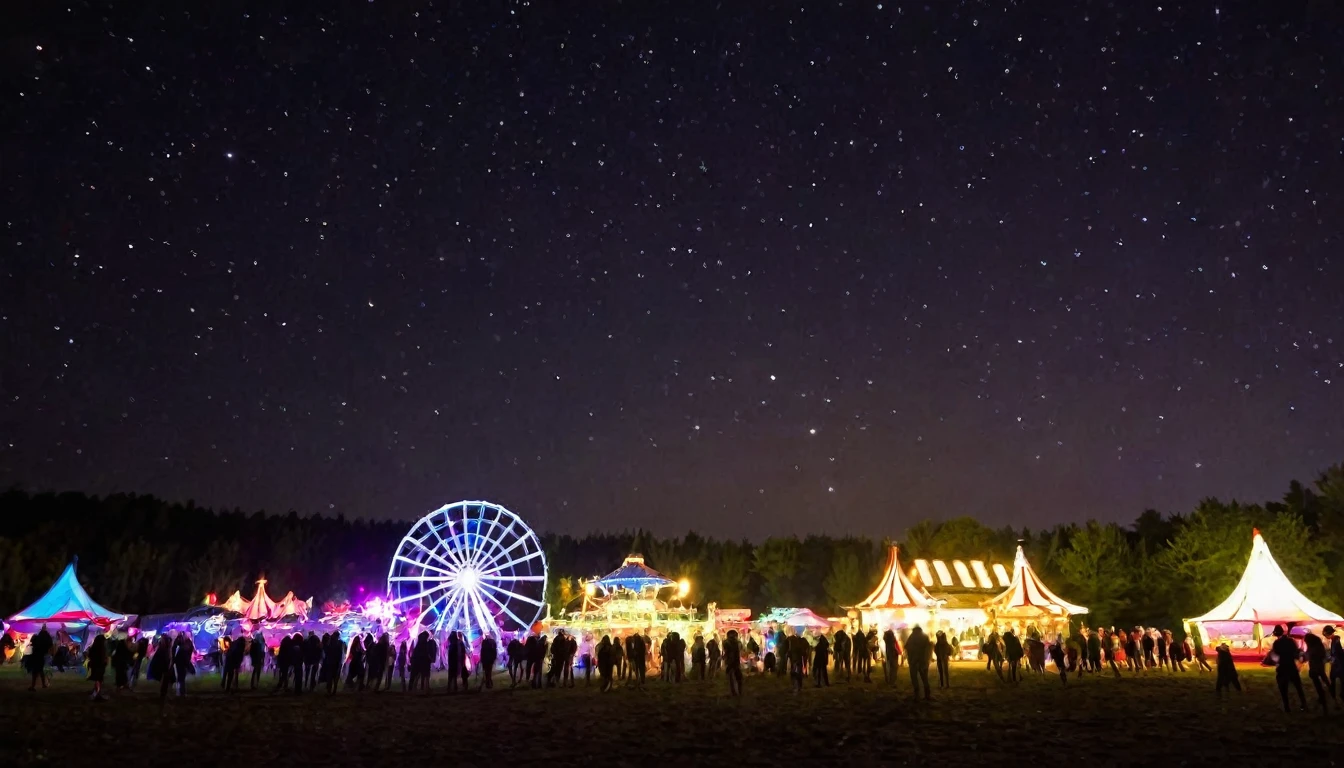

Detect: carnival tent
856,546,936,611
221,578,310,622
1189,529,1342,627
981,545,1087,619
592,554,676,595
6,559,126,635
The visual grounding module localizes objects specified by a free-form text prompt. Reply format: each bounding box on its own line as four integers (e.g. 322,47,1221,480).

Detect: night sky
4,2,1342,539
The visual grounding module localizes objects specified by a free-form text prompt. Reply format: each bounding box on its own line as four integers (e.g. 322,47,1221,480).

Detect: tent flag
6,559,126,633
1189,528,1342,626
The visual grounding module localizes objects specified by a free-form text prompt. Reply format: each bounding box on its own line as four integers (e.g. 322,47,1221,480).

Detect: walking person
131,633,149,689
596,635,615,692
1003,630,1024,683
707,634,721,679
1270,625,1307,712
396,640,409,691
1049,636,1067,686
1214,641,1241,695
479,634,497,690
26,624,52,691
148,635,176,704
1303,629,1330,713
579,633,594,686
111,636,133,692
883,628,900,686
691,634,707,681
1325,626,1343,703
249,632,266,689
173,633,194,696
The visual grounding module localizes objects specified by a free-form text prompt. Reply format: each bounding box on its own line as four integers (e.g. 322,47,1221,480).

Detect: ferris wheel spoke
468,589,494,634
477,529,531,572
392,554,453,577
392,580,453,605
449,503,477,569
478,585,534,631
431,590,459,634
406,535,459,573
481,582,545,608
388,574,453,583
481,548,544,576
476,573,545,582
469,505,505,568
425,517,468,569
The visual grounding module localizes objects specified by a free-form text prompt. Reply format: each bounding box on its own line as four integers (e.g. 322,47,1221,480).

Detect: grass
0,662,1340,766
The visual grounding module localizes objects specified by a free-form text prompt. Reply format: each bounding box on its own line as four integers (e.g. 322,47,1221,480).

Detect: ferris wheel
386,500,548,639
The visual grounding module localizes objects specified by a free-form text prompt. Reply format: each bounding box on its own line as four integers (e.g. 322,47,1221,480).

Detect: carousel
980,545,1088,639
547,554,711,641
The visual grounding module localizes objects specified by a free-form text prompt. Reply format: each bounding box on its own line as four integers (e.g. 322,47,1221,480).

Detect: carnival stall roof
855,546,937,610
6,559,126,635
220,578,310,622
1189,529,1343,627
981,545,1087,618
757,607,832,629
592,554,677,595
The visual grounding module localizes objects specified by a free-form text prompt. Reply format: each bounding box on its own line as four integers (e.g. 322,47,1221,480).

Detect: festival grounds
2,663,1340,766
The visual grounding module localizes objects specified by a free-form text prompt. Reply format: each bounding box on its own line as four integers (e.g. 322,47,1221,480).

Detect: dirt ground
1,662,1340,766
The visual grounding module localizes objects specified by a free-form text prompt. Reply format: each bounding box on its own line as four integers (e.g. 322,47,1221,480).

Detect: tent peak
1252,527,1261,540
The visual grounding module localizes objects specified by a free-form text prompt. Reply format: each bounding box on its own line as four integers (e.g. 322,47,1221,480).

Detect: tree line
1,463,1341,630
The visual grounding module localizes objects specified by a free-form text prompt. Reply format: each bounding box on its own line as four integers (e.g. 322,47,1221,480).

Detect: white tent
1189,529,1342,627
982,545,1087,619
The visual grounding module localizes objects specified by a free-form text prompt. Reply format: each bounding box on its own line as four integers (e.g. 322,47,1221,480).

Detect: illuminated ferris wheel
386,501,548,638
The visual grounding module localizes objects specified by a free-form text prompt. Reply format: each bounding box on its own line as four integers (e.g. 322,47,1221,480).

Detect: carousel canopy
982,545,1087,617
1189,529,1343,626
7,560,126,633
855,546,936,610
593,554,676,594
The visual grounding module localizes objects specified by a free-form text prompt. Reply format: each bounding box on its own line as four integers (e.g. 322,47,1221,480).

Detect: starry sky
4,1,1343,539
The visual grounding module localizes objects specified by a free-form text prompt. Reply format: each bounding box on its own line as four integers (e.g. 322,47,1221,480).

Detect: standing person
131,632,149,689
1003,630,1024,683
249,632,266,689
723,629,743,696
396,640,409,691
1303,629,1330,713
882,628,899,686
905,626,932,700
459,632,472,691
479,634,497,690
507,636,525,687
1169,630,1187,672
707,634,721,679
833,628,850,681
274,635,293,691
111,636,133,692
1326,626,1343,703
579,633,594,686
596,635,615,692
787,631,807,693
173,633,194,696
446,632,463,693
1048,636,1068,686
986,630,1006,681
1124,630,1141,673
691,634,707,681
1214,641,1241,695
408,633,428,693
1141,629,1157,669
1103,629,1122,678
1270,625,1307,712
86,634,108,701
223,632,246,692
27,624,52,691
526,631,544,689
612,632,626,680
934,630,953,688
345,635,366,691
812,633,830,688
1087,630,1103,675
287,633,305,694
628,632,647,688
304,632,323,692
148,635,176,703
1157,629,1170,671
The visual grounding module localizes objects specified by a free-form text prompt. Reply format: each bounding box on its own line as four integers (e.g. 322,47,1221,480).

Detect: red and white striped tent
982,545,1087,619
853,546,937,631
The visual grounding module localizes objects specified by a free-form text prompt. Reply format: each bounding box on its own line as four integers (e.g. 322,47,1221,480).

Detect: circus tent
853,546,938,630
1188,529,1342,648
221,578,309,622
6,559,126,636
981,545,1087,622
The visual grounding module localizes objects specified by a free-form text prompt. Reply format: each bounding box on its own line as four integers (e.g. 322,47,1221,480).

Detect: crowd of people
10,619,1344,715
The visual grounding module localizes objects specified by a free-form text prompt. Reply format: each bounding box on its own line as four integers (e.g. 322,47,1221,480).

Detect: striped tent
981,545,1086,618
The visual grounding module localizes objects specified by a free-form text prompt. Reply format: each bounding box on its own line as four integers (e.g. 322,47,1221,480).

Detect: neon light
991,562,1010,587
953,561,975,588
971,561,993,589
913,559,934,586
933,560,954,587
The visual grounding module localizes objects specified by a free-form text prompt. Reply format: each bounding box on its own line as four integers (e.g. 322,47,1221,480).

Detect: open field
1,663,1340,766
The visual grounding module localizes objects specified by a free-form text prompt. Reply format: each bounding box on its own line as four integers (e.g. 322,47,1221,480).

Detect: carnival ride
548,554,710,641
386,500,548,642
